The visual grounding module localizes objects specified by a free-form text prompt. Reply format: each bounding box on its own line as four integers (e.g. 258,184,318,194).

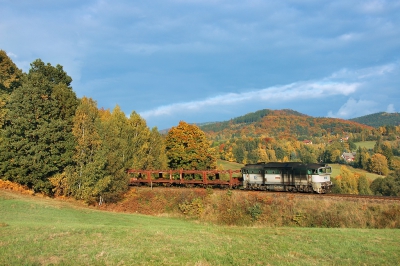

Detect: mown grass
1,189,400,265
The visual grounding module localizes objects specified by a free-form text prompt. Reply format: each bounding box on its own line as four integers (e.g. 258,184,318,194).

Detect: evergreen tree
381,142,393,168
0,60,78,193
370,175,400,196
233,144,246,164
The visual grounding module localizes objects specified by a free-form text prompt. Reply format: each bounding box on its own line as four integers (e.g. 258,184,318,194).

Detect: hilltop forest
350,112,400,127
1,51,400,202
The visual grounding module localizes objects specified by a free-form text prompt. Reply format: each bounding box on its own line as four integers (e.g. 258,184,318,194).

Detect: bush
97,187,400,228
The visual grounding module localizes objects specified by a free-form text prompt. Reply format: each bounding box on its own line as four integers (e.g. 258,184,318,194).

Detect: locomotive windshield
318,167,332,174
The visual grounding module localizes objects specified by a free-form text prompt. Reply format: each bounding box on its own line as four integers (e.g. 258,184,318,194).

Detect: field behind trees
1,189,400,266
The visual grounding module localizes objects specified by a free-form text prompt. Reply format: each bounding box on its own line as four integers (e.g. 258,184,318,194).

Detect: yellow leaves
166,121,216,170
336,166,360,194
370,153,389,176
0,50,22,91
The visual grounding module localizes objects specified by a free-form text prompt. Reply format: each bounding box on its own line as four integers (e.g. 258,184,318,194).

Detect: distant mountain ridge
350,112,400,127
197,109,308,132
161,110,395,136
198,109,374,140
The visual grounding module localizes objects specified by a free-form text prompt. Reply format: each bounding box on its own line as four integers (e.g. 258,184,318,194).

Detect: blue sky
1,0,399,129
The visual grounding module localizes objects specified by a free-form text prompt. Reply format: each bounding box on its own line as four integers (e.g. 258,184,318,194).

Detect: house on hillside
342,152,356,162
303,140,312,145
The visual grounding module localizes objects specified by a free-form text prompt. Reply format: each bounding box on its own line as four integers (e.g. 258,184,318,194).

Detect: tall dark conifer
0,60,78,193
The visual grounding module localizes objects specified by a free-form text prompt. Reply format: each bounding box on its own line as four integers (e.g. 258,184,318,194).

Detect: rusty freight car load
127,169,242,188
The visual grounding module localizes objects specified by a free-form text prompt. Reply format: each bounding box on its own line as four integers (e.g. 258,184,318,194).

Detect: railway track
129,184,400,202
127,168,400,202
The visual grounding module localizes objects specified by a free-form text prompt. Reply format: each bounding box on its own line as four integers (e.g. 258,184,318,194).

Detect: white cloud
361,0,386,13
338,33,360,42
328,62,398,81
140,80,360,119
386,104,395,113
327,98,377,118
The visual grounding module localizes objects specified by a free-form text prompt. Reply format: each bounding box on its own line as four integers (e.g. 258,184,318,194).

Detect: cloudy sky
1,0,399,129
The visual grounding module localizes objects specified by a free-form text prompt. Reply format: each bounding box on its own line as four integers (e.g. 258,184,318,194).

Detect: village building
342,152,356,162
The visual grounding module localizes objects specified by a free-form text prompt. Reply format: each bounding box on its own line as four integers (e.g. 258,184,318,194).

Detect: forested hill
199,109,306,132
350,112,400,127
199,109,374,140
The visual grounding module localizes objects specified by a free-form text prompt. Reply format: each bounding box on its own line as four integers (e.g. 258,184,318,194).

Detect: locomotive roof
243,162,328,169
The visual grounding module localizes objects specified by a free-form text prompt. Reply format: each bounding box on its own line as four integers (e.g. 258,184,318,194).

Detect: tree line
0,51,215,203
1,50,399,200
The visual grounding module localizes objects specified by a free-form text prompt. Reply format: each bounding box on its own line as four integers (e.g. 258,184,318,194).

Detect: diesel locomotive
241,162,332,193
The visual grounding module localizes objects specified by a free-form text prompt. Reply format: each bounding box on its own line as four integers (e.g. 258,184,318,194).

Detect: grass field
354,141,376,150
1,189,400,265
330,163,383,180
217,159,244,170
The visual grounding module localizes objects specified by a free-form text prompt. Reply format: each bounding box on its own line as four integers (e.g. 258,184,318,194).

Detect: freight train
127,162,333,194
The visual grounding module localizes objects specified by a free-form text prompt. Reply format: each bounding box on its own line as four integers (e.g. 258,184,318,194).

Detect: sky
1,0,399,129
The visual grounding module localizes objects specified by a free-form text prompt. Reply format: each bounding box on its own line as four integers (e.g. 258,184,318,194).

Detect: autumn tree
0,59,78,193
127,111,151,169
144,127,168,170
369,153,389,176
332,166,359,194
0,50,23,128
67,97,107,202
67,103,161,204
165,121,216,170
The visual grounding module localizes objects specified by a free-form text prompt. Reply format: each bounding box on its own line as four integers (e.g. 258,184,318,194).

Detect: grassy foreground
1,189,400,265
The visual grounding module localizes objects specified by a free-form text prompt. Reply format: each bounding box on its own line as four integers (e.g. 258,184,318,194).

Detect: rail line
127,169,399,201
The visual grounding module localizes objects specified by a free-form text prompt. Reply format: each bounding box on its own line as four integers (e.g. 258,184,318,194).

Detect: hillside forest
1,50,400,203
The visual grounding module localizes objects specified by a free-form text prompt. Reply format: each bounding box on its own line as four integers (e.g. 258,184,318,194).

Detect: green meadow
354,141,376,150
1,189,399,265
330,163,383,180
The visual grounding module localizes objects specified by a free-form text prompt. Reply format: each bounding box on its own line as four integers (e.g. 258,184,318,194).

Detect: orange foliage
203,110,374,142
0,180,34,195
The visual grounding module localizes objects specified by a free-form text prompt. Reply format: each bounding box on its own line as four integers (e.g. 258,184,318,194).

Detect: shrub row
98,187,400,228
